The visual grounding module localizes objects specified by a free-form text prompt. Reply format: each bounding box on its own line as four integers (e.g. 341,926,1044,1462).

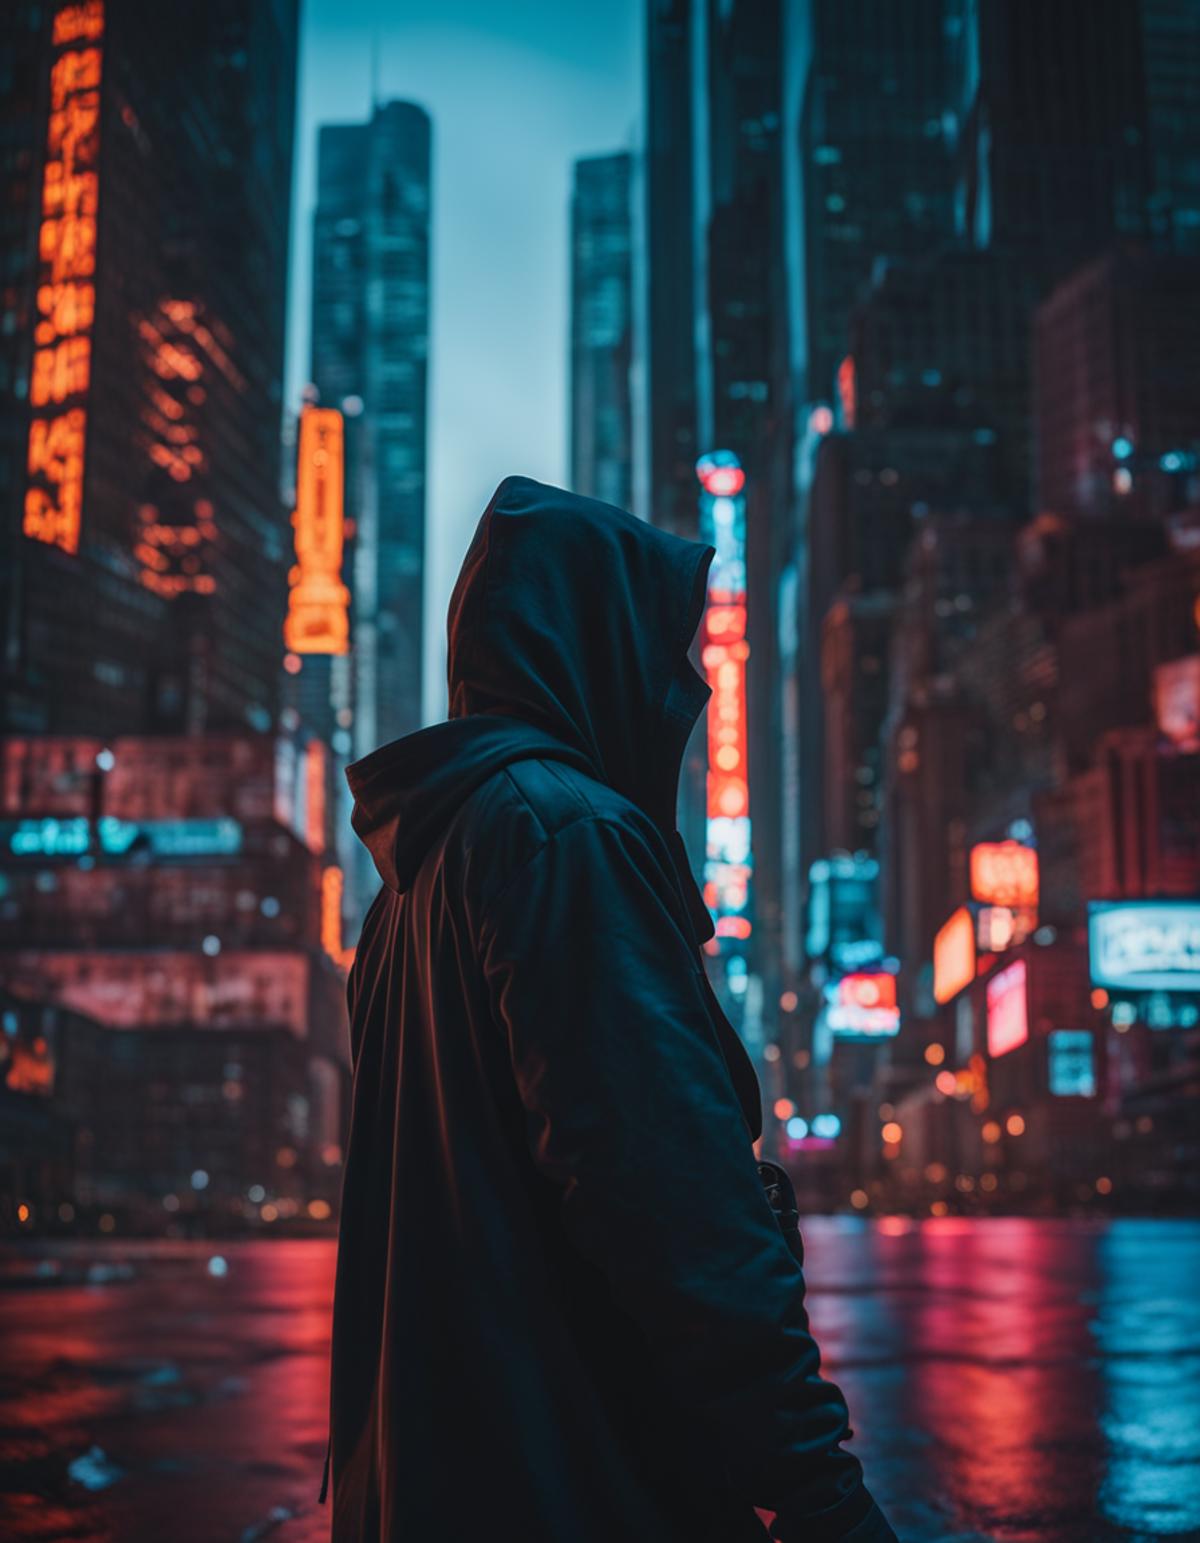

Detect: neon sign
933,906,975,1004
321,865,355,973
827,970,900,1037
5,816,242,858
697,452,750,942
986,958,1029,1057
970,841,1038,910
836,355,856,428
1047,1030,1095,1097
1088,901,1200,993
23,1,104,554
304,740,326,854
285,406,350,654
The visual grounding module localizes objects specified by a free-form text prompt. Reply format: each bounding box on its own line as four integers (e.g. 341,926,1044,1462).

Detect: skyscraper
3,0,299,737
642,0,698,540
795,0,957,405
952,0,1150,280
1141,0,1200,253
310,101,431,758
1033,248,1200,521
569,152,633,510
641,0,794,1063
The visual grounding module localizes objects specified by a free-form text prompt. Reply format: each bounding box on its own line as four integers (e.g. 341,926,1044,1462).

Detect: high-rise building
849,248,1039,506
642,0,698,541
3,0,299,737
1033,247,1200,521
569,153,633,510
701,0,791,1044
640,0,794,1069
795,0,957,405
952,0,1150,282
1141,0,1200,253
310,101,431,758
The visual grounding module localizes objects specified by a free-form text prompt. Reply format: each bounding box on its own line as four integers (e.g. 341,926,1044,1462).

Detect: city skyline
287,0,639,723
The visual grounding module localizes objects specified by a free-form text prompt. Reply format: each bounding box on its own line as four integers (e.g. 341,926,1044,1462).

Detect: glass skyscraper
310,100,431,760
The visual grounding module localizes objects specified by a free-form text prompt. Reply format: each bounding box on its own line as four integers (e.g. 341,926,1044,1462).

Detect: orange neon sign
933,906,975,1004
970,841,1039,910
305,739,327,855
321,865,355,973
24,2,104,554
702,590,749,820
285,407,350,654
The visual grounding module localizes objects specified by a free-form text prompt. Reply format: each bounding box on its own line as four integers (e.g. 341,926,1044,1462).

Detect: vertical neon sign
24,1,104,555
284,406,350,655
697,451,752,943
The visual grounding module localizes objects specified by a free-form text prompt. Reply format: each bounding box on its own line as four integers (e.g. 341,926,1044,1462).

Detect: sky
287,0,640,722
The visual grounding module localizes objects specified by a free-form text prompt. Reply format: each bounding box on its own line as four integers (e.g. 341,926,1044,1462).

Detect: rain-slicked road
1,1220,1197,1542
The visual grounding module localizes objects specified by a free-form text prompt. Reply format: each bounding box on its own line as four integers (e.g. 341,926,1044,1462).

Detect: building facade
311,100,431,757
569,153,633,510
3,0,299,738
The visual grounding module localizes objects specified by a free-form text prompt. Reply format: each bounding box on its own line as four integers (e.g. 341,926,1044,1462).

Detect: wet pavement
0,1219,1197,1542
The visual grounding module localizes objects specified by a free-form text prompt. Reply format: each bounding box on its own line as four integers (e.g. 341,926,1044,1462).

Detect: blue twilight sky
286,0,640,723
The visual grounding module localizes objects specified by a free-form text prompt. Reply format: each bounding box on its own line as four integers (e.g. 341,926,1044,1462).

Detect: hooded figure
326,476,896,1542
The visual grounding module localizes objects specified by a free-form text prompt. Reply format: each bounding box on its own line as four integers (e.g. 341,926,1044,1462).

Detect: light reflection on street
0,1222,1196,1542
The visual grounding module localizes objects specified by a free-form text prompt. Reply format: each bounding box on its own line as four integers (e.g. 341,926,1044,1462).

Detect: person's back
325,476,897,1541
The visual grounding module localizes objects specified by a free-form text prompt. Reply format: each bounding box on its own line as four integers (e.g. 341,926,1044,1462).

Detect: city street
0,1220,1197,1543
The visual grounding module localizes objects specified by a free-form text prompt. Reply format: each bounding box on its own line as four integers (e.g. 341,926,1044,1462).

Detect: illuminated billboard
24,2,105,554
933,906,975,1004
986,959,1029,1057
284,406,350,654
970,841,1038,910
805,854,882,969
1047,1030,1095,1097
697,451,751,943
827,970,900,1037
5,816,242,858
1088,901,1200,993
1155,655,1200,750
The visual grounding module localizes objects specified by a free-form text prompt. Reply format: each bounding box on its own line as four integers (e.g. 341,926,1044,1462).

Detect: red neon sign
698,463,745,497
839,972,898,1012
836,355,856,429
24,2,104,554
702,589,749,820
986,959,1029,1058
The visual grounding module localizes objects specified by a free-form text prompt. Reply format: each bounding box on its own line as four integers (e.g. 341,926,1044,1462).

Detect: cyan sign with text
1088,901,1200,993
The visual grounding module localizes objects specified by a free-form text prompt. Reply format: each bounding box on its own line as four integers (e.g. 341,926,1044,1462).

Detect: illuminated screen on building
933,906,975,1004
1047,1030,1096,1097
24,1,104,555
284,406,350,655
970,840,1039,909
986,958,1029,1058
827,970,900,1037
697,451,751,944
1088,901,1200,993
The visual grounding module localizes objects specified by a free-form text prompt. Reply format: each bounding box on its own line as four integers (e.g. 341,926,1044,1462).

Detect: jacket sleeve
478,814,896,1543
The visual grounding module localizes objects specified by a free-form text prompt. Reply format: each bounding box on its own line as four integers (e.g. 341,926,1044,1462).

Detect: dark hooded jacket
327,476,896,1542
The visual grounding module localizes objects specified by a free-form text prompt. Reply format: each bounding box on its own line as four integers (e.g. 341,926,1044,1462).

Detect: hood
346,475,715,937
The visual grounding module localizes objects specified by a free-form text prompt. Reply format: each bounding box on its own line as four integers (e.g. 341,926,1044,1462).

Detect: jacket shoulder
451,757,655,925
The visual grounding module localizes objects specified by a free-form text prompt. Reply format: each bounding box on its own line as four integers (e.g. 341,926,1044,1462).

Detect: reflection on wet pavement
0,1221,1197,1542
